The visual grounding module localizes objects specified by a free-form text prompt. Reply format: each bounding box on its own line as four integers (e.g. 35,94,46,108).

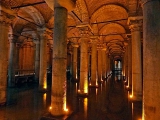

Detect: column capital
127,16,143,25
34,40,40,44
129,24,142,32
97,43,103,50
77,24,92,37
90,36,98,43
102,43,107,51
0,5,16,25
128,16,143,32
8,34,18,43
37,27,48,39
72,43,79,48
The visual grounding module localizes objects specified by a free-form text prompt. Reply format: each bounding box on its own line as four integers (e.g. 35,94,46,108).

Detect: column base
129,95,142,102
40,110,73,120
38,88,48,93
125,86,132,91
77,92,88,97
89,85,99,88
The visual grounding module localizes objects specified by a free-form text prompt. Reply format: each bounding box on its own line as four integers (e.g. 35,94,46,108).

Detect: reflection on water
68,71,142,120
0,71,142,120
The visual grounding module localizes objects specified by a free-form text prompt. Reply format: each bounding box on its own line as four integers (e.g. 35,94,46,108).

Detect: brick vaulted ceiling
1,0,142,58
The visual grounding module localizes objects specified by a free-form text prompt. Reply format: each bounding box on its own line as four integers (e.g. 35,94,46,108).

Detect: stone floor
0,72,142,120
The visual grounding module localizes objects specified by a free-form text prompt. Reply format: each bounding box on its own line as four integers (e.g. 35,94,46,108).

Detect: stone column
127,39,132,89
90,37,98,87
72,43,79,81
38,28,47,91
15,44,20,75
97,44,102,82
34,40,40,82
0,5,15,104
51,6,68,116
124,43,128,81
142,0,160,119
8,34,17,87
128,17,142,101
77,24,90,96
106,53,109,77
88,47,91,80
102,46,107,80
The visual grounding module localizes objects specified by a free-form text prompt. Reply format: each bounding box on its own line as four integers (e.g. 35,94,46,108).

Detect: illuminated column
142,0,160,119
88,48,91,79
102,46,107,80
97,44,102,82
8,35,17,87
72,42,79,81
127,39,132,88
15,44,20,75
0,5,15,104
129,17,142,101
51,5,68,116
77,24,90,96
34,40,40,82
106,52,109,77
124,43,128,80
38,28,47,91
90,37,98,87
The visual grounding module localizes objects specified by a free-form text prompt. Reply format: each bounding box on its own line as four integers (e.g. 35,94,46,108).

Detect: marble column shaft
130,21,142,101
35,41,40,82
0,10,12,104
8,35,17,87
77,25,90,95
39,29,47,91
90,39,97,86
97,47,102,82
106,53,109,77
128,39,132,88
72,44,79,81
51,6,68,116
102,48,107,80
124,45,128,79
142,0,160,119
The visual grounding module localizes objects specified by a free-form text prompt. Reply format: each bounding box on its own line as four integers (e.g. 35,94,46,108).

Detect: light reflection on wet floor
0,72,142,120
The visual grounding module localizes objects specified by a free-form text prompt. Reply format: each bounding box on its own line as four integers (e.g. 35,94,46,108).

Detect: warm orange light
49,106,52,110
43,83,47,89
129,95,133,98
89,83,91,86
64,108,69,112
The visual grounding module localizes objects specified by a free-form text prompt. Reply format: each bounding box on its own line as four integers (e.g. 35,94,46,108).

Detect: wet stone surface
0,73,142,120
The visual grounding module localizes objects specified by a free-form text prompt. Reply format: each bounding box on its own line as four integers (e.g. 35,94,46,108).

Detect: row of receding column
71,38,111,87
0,5,49,106
7,28,48,91
123,1,160,119
2,1,160,119
125,17,143,101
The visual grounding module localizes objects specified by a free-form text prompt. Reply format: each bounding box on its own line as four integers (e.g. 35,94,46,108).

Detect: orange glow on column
84,78,88,94
76,68,78,79
84,98,88,119
63,81,68,112
49,106,52,110
43,76,47,89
